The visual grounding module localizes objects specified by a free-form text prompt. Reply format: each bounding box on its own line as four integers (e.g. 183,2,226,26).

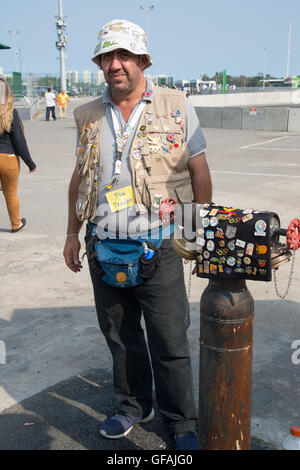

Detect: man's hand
63,236,83,273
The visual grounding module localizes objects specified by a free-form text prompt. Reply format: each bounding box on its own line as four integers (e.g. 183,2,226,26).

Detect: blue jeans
85,226,196,434
46,106,56,121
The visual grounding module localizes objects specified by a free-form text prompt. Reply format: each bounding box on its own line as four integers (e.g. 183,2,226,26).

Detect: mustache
108,70,128,77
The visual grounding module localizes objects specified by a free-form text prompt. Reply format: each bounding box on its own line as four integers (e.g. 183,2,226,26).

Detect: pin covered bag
195,204,280,282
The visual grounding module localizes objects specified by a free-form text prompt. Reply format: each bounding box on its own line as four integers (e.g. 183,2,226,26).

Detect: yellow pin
116,272,127,283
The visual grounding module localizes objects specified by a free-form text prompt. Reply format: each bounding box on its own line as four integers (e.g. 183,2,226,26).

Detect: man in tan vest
63,19,212,450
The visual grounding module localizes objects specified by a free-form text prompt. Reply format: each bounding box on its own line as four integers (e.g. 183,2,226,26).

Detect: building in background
146,74,174,88
83,70,91,84
94,70,105,86
66,70,79,85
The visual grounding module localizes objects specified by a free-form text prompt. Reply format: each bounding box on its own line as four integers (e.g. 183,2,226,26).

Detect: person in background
57,90,70,119
0,75,37,233
45,87,57,121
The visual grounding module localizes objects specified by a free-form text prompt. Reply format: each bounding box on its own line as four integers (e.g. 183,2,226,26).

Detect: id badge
105,185,136,213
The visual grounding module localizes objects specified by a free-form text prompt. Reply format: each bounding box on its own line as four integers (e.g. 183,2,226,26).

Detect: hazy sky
1,0,299,79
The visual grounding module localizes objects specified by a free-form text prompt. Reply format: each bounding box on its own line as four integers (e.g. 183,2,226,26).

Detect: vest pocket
174,183,194,203
141,173,194,209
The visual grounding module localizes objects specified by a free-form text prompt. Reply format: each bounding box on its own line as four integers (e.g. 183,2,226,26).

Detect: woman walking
0,75,37,233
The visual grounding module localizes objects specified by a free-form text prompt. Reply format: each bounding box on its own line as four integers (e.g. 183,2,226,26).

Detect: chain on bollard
273,251,296,299
271,217,300,298
171,202,300,450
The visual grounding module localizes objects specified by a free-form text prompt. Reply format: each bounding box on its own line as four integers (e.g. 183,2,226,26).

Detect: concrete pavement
0,98,299,450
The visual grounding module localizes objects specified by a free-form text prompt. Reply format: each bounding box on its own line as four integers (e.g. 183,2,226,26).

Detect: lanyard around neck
107,101,146,190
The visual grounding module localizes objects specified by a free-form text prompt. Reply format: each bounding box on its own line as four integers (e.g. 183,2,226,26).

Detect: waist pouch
86,228,162,288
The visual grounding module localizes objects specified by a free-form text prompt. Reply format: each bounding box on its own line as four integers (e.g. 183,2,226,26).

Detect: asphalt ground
0,97,299,451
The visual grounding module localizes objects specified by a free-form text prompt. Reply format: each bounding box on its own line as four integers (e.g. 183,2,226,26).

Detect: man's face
100,49,145,94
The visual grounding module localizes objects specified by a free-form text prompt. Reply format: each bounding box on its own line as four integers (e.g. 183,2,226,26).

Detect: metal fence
197,86,296,95
3,72,107,100
3,71,297,102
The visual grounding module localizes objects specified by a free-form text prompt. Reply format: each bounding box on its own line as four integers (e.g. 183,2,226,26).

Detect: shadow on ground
0,367,277,450
0,368,170,450
1,296,298,450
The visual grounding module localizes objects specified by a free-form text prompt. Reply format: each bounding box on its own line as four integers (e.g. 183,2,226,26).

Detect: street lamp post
16,48,22,74
263,47,267,90
286,21,291,78
140,4,154,45
8,29,19,72
56,0,68,92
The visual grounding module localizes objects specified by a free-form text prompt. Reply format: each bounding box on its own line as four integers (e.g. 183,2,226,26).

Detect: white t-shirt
45,92,56,107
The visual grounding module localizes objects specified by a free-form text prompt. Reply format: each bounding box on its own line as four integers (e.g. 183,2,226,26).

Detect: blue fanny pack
86,224,170,288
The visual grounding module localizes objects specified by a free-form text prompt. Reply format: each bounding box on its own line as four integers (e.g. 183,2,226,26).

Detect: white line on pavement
212,170,300,178
240,136,290,149
242,147,300,152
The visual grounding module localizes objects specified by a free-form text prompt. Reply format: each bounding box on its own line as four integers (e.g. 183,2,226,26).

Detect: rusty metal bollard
172,203,299,450
198,278,254,450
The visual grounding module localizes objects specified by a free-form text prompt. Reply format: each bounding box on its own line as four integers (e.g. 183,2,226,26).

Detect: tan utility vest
74,85,194,222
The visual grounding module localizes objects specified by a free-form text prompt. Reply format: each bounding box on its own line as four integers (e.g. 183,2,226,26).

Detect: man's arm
187,152,212,203
63,165,84,272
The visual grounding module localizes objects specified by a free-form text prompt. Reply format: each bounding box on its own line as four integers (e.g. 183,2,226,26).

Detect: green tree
202,73,210,81
247,76,262,87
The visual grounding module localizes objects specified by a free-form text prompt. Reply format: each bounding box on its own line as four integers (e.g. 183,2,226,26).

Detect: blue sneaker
99,408,155,439
175,430,198,450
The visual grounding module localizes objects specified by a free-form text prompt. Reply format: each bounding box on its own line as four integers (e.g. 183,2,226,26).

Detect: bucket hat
92,19,152,69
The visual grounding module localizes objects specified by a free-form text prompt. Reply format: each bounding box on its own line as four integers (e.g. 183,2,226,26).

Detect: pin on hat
92,19,152,69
